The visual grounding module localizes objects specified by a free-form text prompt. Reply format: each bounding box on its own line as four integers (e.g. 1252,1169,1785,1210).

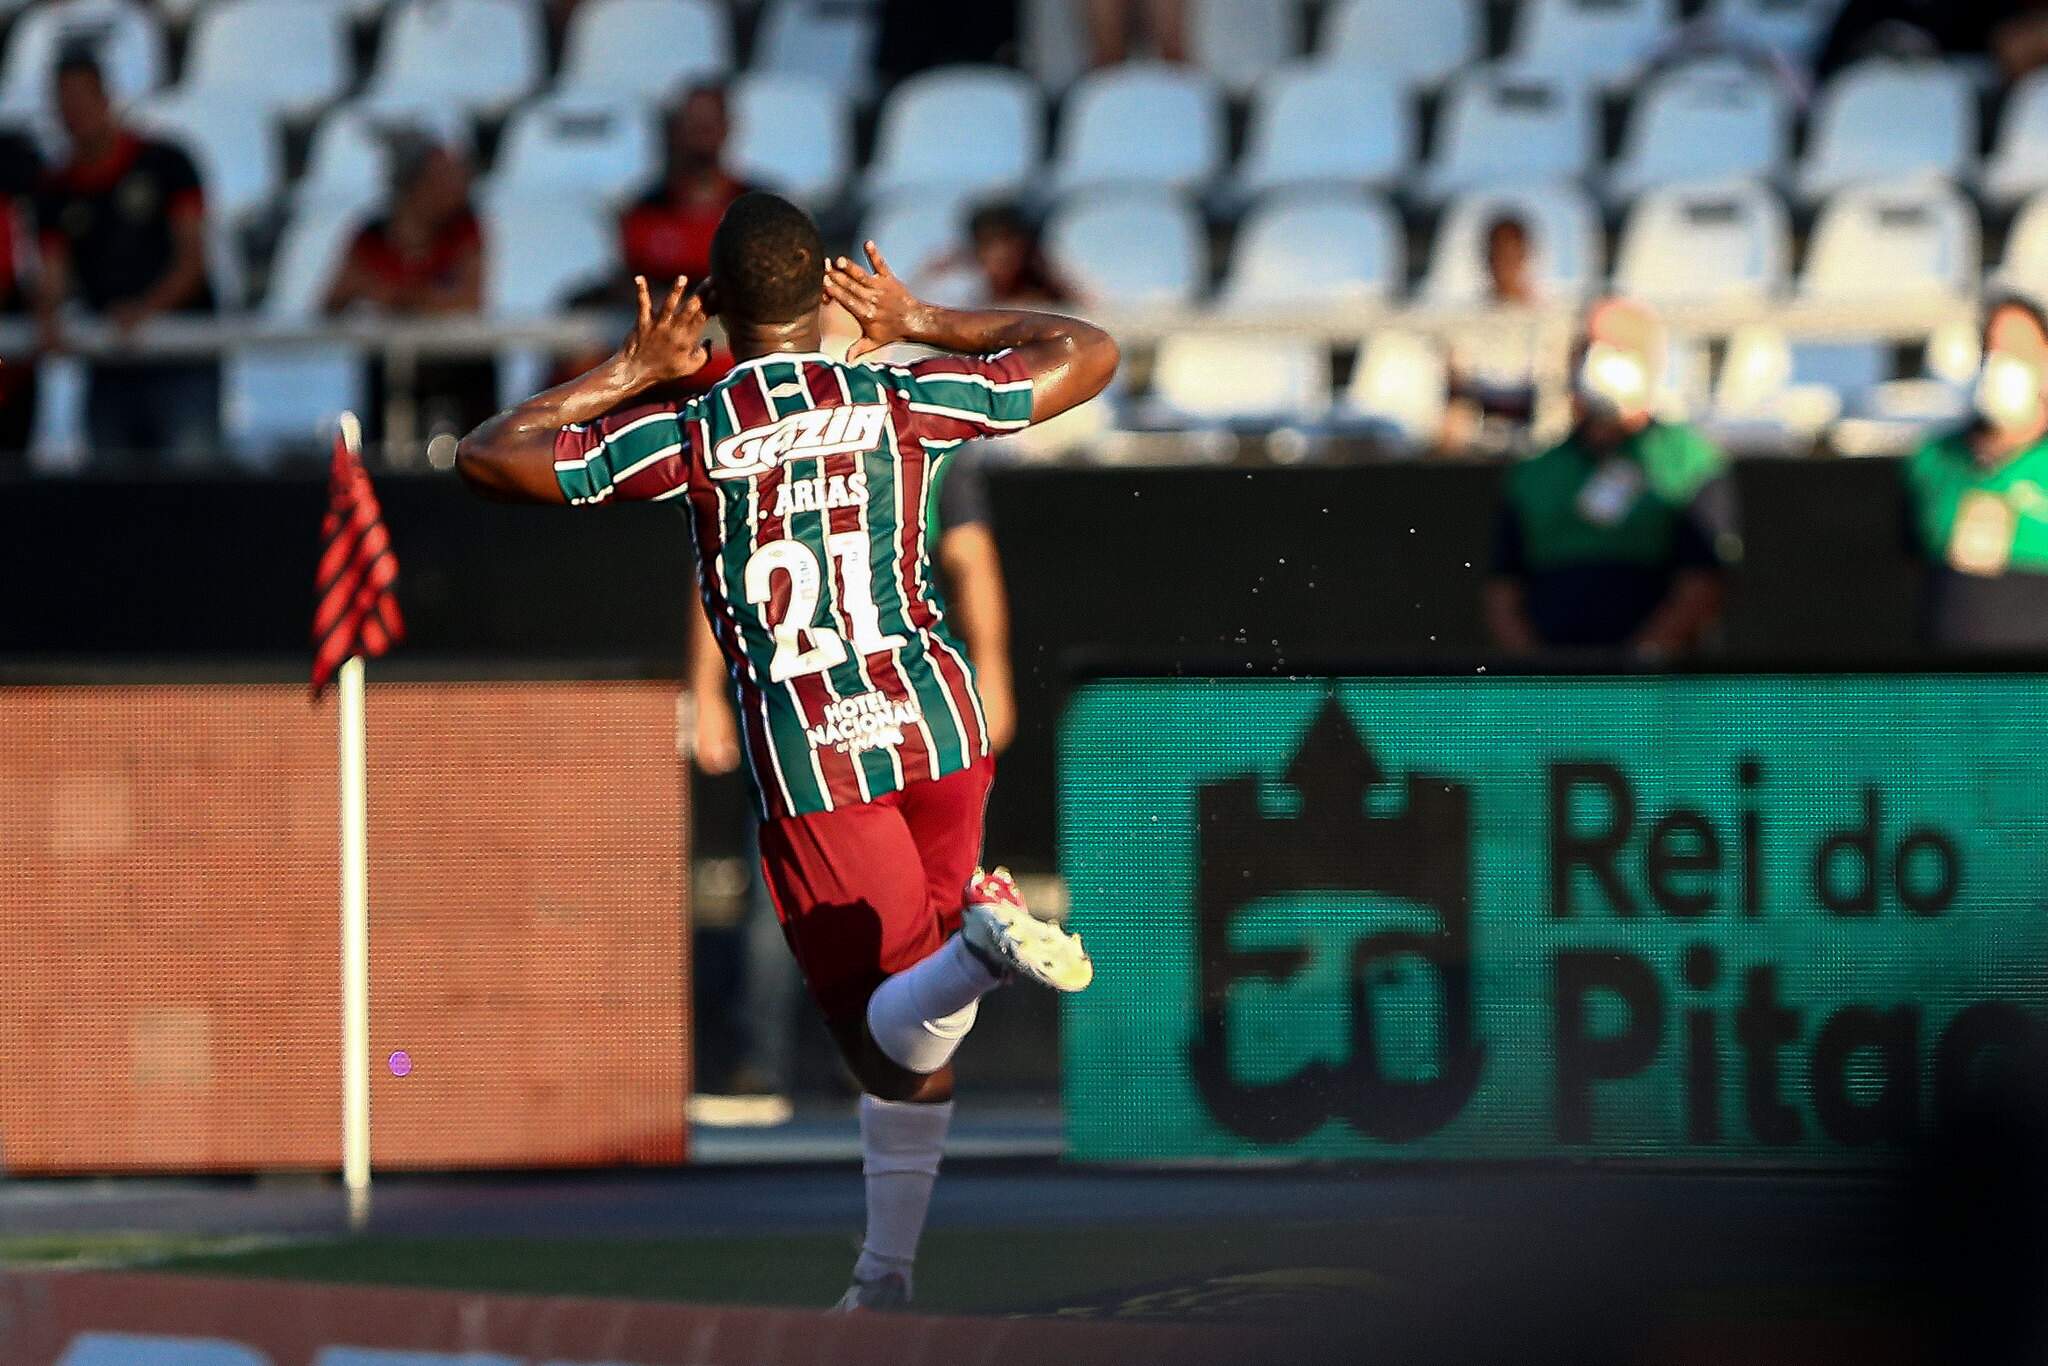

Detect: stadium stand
1422,182,1603,303
1502,0,1673,90
486,98,657,206
1320,0,1479,87
1421,72,1591,201
1046,61,1226,195
177,0,350,119
0,0,161,119
1236,62,1411,196
1218,190,1402,310
1605,57,1789,201
1045,188,1206,306
358,0,543,119
864,65,1041,203
1611,177,1791,304
557,0,730,104
1795,58,1975,202
1148,329,1330,426
726,72,852,204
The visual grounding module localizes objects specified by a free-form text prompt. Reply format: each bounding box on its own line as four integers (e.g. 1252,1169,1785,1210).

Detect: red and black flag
311,415,404,698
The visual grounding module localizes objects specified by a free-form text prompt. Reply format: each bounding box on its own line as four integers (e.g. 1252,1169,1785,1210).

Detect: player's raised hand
617,275,711,388
825,241,929,362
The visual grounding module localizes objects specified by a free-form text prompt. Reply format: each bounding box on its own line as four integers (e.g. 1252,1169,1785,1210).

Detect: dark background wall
0,459,1926,869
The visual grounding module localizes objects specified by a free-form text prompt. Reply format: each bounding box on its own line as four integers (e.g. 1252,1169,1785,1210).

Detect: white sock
853,1094,953,1292
865,936,1002,1073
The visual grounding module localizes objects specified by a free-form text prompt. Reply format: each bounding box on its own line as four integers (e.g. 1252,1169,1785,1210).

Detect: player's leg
757,798,967,1308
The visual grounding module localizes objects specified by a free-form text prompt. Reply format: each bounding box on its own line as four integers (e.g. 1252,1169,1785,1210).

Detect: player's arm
824,241,1119,422
455,275,708,503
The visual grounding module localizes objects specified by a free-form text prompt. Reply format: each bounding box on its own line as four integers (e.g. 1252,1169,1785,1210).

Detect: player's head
710,191,826,330
53,48,112,145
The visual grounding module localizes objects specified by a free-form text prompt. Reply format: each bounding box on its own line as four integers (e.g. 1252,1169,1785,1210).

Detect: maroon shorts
758,758,994,1028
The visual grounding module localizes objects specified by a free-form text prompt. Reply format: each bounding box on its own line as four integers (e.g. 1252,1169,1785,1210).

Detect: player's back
553,347,1033,818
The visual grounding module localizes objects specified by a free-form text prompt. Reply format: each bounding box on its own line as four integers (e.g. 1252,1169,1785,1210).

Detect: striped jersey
554,348,1034,819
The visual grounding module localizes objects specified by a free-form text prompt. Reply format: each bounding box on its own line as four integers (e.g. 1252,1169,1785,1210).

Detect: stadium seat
1340,328,1449,451
1703,0,1841,64
1045,190,1206,307
1503,0,1675,90
753,0,878,94
1796,60,1974,202
1420,73,1590,201
178,0,350,120
728,74,852,204
132,94,282,225
1422,182,1603,302
1993,187,2048,297
860,197,969,292
1606,58,1790,200
1019,0,1088,92
486,199,620,408
1611,177,1790,304
1704,322,1845,447
1218,191,1403,311
1148,331,1330,425
1048,62,1226,195
1983,69,2048,205
1237,62,1411,196
1321,0,1478,88
557,0,729,104
485,98,655,206
359,0,542,119
865,66,1042,204
1190,0,1298,95
1799,178,1980,299
227,203,369,462
0,0,164,120
296,103,470,214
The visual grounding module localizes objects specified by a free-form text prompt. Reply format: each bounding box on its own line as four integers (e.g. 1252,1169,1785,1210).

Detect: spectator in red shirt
34,51,217,469
325,135,494,443
618,84,757,391
0,128,41,471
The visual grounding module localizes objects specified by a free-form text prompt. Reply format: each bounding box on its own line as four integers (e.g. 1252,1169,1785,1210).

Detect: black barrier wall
0,459,1934,866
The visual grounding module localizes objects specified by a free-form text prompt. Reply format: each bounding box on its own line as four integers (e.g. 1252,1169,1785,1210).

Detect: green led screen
1060,676,2048,1161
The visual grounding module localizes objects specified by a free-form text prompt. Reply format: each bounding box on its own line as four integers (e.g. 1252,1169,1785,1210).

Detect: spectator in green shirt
1904,294,2048,651
1486,299,1736,657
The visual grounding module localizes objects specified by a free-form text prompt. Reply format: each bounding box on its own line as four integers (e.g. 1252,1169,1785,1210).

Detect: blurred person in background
1903,294,2048,651
0,128,41,470
689,445,1018,1096
34,50,216,469
1441,213,1543,456
1083,0,1188,65
877,0,1018,84
1816,0,2048,79
925,203,1079,309
618,84,757,393
1486,299,1735,657
324,134,494,442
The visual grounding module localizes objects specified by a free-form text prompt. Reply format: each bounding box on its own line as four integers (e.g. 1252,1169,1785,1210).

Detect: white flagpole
336,412,372,1231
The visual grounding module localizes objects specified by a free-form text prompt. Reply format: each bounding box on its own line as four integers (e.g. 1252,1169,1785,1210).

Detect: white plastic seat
754,0,877,93
486,199,616,318
0,0,165,119
1994,187,2048,297
485,98,654,206
1045,190,1205,307
1612,177,1790,304
132,94,281,224
1504,0,1674,89
1796,60,1973,202
1150,332,1329,424
1704,0,1840,64
1342,329,1448,449
359,0,541,118
178,0,348,119
558,0,729,103
860,197,969,292
1421,73,1589,202
728,73,851,204
1799,178,1979,300
296,103,470,214
1049,62,1225,195
1219,191,1402,310
228,202,369,462
1238,62,1411,195
1191,0,1297,95
866,66,1041,203
1321,0,1478,88
1983,69,2048,204
1607,58,1789,200
1422,182,1603,303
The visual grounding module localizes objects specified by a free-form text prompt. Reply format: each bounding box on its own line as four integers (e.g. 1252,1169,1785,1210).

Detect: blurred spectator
1441,214,1542,456
0,129,41,471
619,84,757,392
877,0,1019,84
926,203,1079,308
1903,295,2048,650
1814,0,2048,78
33,51,217,469
687,445,1015,1096
1084,0,1188,66
325,135,495,443
1486,299,1735,657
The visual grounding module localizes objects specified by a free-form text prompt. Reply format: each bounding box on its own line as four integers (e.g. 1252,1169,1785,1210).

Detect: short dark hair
1483,213,1529,246
54,47,105,89
710,191,824,326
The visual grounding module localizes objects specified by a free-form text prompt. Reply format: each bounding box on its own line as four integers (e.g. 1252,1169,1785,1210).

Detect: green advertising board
1060,675,2048,1162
